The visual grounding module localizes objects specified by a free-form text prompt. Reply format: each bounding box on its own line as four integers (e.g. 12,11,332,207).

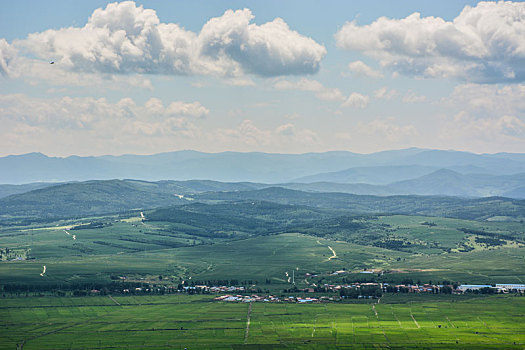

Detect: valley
1,153,524,349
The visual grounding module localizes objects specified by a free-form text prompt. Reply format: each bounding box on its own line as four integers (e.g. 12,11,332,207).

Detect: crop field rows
1,295,523,349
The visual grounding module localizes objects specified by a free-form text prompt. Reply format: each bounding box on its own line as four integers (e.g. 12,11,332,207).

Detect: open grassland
1,212,524,289
1,232,525,288
0,294,523,349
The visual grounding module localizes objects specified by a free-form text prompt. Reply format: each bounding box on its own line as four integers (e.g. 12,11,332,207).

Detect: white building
457,284,493,292
496,284,525,291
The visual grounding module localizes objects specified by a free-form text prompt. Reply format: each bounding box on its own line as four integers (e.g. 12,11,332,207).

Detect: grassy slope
1,221,524,286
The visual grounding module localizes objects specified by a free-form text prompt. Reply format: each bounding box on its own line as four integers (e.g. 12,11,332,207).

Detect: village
180,281,525,304
99,272,525,303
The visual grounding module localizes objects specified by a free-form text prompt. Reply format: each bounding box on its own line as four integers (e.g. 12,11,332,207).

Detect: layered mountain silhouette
1,148,524,198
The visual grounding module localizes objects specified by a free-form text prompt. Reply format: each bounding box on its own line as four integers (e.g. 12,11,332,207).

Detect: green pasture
0,294,523,349
1,213,524,288
1,234,525,288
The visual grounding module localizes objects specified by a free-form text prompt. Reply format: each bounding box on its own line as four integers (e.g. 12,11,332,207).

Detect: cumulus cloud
17,2,325,78
452,113,525,139
335,1,525,83
342,92,369,109
274,78,345,102
0,94,208,132
374,87,397,100
440,83,525,143
275,123,318,142
215,119,318,149
215,120,270,146
354,119,418,142
347,60,383,78
402,90,427,103
275,78,370,109
445,83,525,117
0,93,211,155
275,123,295,136
0,39,16,77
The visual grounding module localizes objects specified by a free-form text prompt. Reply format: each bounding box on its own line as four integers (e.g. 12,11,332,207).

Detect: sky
0,0,524,156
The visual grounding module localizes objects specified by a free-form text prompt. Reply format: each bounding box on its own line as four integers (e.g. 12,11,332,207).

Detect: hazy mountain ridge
388,169,525,197
1,170,525,204
3,148,525,185
1,149,525,199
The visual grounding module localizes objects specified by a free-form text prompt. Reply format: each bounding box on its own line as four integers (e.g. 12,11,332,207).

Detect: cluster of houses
322,282,525,294
183,285,247,293
214,294,332,303
457,284,525,293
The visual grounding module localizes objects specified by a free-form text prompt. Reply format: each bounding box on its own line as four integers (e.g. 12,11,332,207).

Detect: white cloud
347,60,383,78
374,87,397,100
354,119,418,142
445,83,525,117
275,123,318,142
452,113,525,139
402,90,427,103
284,112,300,120
342,92,369,109
276,123,295,136
439,83,525,144
214,120,318,149
275,78,371,109
0,93,211,155
0,39,16,77
274,78,346,102
335,1,525,83
8,56,153,89
16,2,325,78
164,100,209,118
0,94,208,131
215,119,269,146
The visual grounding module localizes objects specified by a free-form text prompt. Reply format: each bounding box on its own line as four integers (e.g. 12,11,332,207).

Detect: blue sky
0,1,524,156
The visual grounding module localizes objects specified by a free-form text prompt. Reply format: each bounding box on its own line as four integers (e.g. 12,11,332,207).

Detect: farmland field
0,294,523,349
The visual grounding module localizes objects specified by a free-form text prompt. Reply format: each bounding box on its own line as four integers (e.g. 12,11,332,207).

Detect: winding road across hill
316,240,337,260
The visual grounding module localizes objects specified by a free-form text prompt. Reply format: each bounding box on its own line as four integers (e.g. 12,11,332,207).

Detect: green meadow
1,294,523,349
1,211,525,288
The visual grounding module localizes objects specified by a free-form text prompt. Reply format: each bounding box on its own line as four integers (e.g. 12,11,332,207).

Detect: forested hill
195,187,525,221
0,179,523,222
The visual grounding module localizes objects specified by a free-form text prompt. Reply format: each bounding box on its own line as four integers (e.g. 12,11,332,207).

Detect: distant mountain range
1,148,524,198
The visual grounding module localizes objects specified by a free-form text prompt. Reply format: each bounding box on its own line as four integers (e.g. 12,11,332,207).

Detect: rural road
317,240,337,260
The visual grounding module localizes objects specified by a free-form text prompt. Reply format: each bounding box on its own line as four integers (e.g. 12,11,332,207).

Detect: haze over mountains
1,148,525,199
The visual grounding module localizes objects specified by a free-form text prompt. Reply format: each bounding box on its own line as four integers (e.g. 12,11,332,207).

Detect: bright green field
1,294,523,349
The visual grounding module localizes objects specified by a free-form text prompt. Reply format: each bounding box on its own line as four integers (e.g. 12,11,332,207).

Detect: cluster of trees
0,282,176,296
459,228,518,243
475,237,505,246
71,221,112,230
374,239,412,250
339,286,382,298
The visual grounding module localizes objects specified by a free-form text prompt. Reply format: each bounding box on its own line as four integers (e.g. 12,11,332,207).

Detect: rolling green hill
0,180,186,220
2,179,525,222
196,187,525,220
